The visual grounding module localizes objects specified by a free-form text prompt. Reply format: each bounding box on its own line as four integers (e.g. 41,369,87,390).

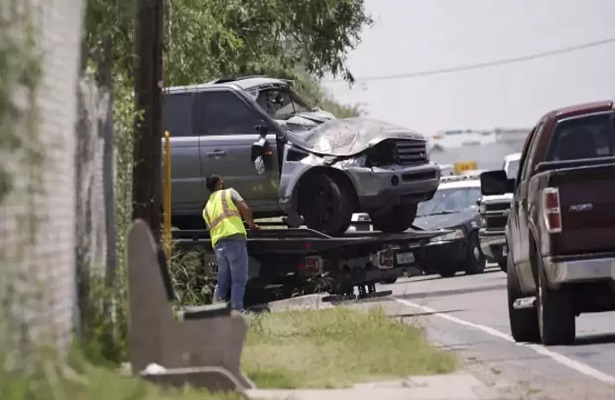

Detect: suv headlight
431,228,464,242
479,203,486,214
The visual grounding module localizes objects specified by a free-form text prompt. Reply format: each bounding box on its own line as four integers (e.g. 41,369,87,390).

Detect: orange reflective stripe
208,190,241,230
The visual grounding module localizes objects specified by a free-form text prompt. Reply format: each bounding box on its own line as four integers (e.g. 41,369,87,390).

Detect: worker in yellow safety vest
203,174,260,311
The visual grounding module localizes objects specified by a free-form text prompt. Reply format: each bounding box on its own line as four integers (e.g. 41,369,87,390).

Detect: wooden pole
163,130,172,263
133,0,164,243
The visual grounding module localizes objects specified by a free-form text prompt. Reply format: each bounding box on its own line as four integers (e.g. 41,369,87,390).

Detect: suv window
546,113,614,161
196,90,261,135
162,92,194,136
249,86,313,120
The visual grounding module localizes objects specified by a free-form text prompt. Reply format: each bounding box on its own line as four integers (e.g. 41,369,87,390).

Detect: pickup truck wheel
464,232,486,275
507,255,540,343
439,270,456,278
300,173,353,236
537,256,576,345
368,204,417,233
498,258,507,272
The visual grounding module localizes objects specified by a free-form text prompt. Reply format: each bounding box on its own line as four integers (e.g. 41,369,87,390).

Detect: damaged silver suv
162,76,440,235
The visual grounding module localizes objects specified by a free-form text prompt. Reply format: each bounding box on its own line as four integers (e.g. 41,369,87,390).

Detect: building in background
428,127,530,171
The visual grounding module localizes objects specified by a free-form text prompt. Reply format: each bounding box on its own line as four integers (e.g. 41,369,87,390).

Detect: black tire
507,255,540,343
369,204,418,233
300,173,354,236
381,278,397,284
536,253,575,345
498,258,507,272
439,270,456,278
464,232,486,275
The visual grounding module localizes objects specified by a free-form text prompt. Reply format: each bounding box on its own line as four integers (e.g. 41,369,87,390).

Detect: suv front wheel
300,173,353,236
369,204,417,233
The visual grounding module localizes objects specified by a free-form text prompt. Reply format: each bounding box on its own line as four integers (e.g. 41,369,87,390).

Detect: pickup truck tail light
543,187,562,233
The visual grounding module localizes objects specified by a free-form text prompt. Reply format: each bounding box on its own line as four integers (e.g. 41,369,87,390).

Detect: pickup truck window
519,123,541,181
545,113,614,161
162,92,194,136
196,91,261,135
506,159,519,179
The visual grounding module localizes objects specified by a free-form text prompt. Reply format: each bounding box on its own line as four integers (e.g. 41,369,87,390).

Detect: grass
242,306,456,389
0,355,244,400
1,307,454,398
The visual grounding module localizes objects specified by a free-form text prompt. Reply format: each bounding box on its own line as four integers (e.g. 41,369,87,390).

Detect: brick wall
0,0,84,356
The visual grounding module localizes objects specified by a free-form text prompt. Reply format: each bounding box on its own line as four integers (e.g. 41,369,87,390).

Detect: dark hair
205,174,222,192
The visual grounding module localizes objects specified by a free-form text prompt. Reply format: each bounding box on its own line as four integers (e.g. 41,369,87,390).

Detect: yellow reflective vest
202,189,247,247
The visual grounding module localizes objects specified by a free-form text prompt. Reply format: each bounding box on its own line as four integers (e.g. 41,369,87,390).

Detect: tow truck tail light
543,187,562,233
304,256,322,274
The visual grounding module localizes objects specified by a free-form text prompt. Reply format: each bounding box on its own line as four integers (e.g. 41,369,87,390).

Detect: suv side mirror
480,170,512,196
251,124,270,162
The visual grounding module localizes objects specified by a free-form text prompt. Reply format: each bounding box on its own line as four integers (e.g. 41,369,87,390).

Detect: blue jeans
212,239,248,310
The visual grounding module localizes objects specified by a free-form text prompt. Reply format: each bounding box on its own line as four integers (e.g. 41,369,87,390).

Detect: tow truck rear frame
172,223,449,306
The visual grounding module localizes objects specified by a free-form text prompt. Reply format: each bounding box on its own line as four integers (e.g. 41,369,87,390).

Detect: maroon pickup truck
481,100,615,346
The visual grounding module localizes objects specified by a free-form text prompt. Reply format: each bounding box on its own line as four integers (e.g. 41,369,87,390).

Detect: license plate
396,252,415,265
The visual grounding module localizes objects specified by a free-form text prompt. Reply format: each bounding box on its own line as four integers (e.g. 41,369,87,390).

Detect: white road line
394,297,615,385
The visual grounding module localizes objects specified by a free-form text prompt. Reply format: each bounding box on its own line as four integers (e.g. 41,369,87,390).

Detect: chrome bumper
544,256,615,286
478,229,506,259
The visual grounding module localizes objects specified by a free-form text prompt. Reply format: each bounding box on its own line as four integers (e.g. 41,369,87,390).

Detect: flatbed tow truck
172,222,449,307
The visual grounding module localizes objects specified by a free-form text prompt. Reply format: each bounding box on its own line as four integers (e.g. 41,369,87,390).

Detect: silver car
162,76,440,235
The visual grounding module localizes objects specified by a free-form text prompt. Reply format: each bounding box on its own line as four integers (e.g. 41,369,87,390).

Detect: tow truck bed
171,226,449,305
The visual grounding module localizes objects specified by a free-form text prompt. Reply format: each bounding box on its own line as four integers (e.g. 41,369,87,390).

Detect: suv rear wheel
300,173,353,236
369,204,417,233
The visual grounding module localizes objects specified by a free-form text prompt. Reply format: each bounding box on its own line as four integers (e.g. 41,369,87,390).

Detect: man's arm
229,189,259,229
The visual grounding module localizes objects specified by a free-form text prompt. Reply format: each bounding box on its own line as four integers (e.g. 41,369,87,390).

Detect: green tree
84,0,372,87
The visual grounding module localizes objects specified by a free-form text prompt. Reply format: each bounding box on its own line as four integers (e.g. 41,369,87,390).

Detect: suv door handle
206,150,227,157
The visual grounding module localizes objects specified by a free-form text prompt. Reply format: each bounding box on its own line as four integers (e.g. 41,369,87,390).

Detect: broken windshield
249,86,314,120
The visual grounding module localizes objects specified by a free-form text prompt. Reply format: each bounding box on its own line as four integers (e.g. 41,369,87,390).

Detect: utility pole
133,0,164,242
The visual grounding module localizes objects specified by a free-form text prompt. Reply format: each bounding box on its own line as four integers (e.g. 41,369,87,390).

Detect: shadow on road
395,267,503,284
395,283,507,301
391,308,465,318
573,332,615,346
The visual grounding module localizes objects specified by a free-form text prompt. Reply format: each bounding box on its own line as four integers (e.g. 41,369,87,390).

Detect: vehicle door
510,123,542,271
161,91,201,215
194,89,280,212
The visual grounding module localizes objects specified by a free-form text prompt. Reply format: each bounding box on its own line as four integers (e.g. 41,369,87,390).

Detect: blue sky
323,0,615,136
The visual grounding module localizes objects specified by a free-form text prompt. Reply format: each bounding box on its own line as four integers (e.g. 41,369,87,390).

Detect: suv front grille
393,140,427,165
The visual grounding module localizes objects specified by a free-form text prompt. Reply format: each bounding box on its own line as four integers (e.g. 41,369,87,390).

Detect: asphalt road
377,265,615,400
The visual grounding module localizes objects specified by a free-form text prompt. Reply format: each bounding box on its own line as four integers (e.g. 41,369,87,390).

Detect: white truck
477,152,520,271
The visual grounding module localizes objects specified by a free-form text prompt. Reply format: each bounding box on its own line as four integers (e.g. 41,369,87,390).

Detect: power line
324,37,615,84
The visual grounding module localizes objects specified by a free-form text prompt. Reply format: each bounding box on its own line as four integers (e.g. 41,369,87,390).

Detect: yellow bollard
163,130,172,264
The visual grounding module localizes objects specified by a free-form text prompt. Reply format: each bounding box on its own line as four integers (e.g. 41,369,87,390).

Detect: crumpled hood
414,209,478,230
276,109,336,132
286,117,426,157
